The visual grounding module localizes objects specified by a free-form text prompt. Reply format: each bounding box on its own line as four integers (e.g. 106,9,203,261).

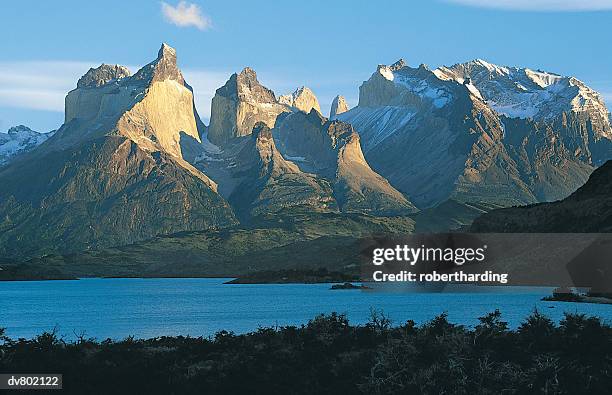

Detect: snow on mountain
0,125,53,165
337,58,612,208
435,59,612,138
338,59,469,152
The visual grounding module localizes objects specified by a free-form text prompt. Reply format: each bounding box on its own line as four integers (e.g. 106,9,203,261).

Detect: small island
542,287,612,305
225,268,359,284
330,282,371,290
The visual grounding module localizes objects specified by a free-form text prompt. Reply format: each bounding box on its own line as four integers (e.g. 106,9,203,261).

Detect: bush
1,311,612,394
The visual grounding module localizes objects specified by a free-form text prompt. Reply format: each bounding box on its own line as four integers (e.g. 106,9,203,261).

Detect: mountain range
0,43,610,266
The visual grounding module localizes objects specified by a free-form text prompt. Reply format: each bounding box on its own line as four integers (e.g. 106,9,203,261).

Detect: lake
1,278,611,340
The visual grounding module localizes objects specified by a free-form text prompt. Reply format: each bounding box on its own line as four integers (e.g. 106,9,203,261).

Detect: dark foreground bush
1,310,612,394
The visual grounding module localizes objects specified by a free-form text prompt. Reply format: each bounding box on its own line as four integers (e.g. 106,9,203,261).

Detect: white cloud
161,1,211,30
445,0,612,11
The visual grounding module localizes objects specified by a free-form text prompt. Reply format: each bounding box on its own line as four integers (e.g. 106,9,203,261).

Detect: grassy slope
7,210,414,279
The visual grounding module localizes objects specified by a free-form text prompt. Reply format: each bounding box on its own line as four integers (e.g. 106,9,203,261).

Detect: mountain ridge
1,49,610,264
338,58,611,208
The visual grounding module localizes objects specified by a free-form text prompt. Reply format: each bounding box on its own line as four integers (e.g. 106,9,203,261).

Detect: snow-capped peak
1,125,53,165
434,59,610,124
524,68,563,88
377,65,395,81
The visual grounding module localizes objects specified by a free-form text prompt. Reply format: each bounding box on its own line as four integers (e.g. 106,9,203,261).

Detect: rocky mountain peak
330,95,349,119
131,43,185,85
7,125,35,135
1,125,53,165
238,66,258,81
158,42,176,58
77,64,131,88
234,67,277,103
279,86,321,114
390,59,406,71
208,67,288,145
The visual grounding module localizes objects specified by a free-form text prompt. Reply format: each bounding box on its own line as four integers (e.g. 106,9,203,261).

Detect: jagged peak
77,64,131,88
463,58,511,75
238,66,258,80
158,42,176,60
7,125,37,135
390,59,406,71
215,66,276,103
376,59,408,81
292,86,309,97
330,95,349,118
281,86,321,114
131,43,184,85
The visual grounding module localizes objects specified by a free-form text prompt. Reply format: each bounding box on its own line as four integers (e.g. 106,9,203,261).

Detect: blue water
1,278,611,340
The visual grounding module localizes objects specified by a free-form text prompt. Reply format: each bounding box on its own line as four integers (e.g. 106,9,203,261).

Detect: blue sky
1,0,611,132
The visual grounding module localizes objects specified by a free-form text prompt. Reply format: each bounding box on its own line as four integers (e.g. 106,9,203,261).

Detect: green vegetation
2,310,611,394
3,211,413,279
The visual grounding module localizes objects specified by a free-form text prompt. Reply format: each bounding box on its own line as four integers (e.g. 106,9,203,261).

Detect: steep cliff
330,95,349,119
208,68,289,145
278,86,322,114
274,110,418,215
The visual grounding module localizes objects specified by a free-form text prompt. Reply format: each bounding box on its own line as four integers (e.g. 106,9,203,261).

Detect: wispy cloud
0,60,231,122
444,0,612,11
161,1,211,30
0,61,97,112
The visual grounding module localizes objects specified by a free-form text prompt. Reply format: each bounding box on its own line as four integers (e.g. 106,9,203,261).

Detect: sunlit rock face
330,95,349,119
278,86,322,115
0,44,237,259
208,67,289,146
64,43,202,162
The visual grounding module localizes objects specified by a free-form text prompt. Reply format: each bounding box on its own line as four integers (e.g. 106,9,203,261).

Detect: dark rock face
273,111,418,215
228,122,337,220
77,64,131,88
471,160,612,232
